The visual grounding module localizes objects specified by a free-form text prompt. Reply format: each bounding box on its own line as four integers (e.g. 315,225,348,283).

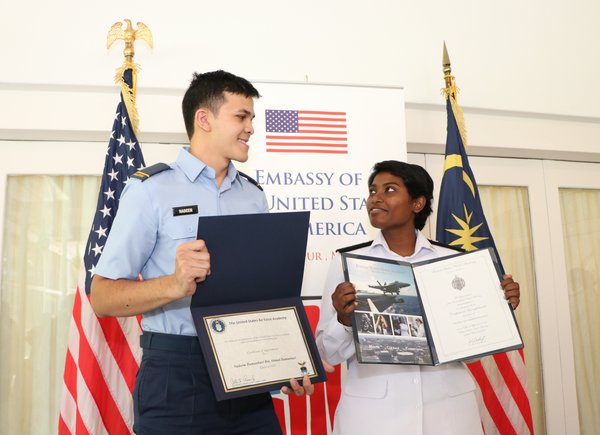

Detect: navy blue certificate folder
190,211,326,400
191,211,310,307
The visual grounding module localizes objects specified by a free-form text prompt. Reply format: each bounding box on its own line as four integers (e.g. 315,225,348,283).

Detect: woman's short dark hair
368,160,434,230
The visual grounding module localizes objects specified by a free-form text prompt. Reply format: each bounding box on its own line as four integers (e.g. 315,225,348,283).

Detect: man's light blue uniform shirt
95,148,268,335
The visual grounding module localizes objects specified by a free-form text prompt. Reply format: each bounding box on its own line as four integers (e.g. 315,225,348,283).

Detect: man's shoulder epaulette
336,240,373,253
238,171,263,191
131,163,172,182
428,239,465,252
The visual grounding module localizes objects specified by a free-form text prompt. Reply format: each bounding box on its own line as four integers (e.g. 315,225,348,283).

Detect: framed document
191,211,326,400
194,298,323,401
341,248,523,365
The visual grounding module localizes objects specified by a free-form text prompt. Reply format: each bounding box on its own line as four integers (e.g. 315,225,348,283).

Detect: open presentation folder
341,247,523,366
190,211,326,400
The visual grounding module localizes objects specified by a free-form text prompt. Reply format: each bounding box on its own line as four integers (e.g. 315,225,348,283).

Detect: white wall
1,3,598,433
2,0,599,162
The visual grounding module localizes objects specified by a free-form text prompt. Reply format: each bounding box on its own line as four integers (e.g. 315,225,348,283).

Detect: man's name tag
173,205,198,216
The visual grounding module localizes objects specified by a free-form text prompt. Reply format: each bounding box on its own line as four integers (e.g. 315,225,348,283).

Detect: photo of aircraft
368,280,410,295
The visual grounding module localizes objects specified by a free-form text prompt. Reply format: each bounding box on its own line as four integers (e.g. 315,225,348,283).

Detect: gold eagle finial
106,19,153,62
106,19,152,135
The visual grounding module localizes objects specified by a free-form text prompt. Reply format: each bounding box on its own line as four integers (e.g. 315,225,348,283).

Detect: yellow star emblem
444,204,488,251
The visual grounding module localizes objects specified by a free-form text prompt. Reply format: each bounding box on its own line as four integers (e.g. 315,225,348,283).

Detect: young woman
316,160,520,435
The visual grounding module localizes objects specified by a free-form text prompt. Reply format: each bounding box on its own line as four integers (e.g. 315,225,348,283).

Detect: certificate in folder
190,211,326,400
341,247,523,366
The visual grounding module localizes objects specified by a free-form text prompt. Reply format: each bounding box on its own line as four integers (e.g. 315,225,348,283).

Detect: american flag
59,68,144,435
265,109,348,154
436,96,534,435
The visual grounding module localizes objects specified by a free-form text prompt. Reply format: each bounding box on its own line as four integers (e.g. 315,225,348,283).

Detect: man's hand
501,274,520,309
280,361,336,396
173,239,210,298
281,376,314,396
332,282,357,326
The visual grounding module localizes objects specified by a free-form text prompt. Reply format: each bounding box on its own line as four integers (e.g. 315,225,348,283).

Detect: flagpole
442,42,467,148
442,41,456,100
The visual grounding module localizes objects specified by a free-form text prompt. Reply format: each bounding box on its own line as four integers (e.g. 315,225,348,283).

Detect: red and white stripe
59,268,142,435
467,349,533,434
272,304,343,435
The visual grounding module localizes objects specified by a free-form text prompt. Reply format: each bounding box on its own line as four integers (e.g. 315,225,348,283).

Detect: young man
91,70,309,434
316,160,520,435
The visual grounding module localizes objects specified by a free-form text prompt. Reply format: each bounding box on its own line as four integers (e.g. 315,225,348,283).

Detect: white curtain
0,175,100,434
559,188,600,434
479,185,545,435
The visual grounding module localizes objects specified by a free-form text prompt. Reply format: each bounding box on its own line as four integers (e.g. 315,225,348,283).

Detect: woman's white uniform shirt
316,230,483,435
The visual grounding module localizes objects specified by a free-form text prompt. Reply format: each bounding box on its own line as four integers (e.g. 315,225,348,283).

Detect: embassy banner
239,82,407,298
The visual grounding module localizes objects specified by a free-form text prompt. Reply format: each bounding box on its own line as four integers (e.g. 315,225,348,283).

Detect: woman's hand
501,274,520,309
332,282,357,326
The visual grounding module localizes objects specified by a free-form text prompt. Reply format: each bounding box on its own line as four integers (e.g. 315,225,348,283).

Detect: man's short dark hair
181,70,260,139
367,160,434,231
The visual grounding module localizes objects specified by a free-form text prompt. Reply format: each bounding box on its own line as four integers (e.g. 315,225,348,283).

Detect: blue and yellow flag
435,97,504,273
436,57,533,432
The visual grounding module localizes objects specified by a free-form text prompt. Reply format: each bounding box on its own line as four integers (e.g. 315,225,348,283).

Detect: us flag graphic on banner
59,68,144,435
265,109,348,154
